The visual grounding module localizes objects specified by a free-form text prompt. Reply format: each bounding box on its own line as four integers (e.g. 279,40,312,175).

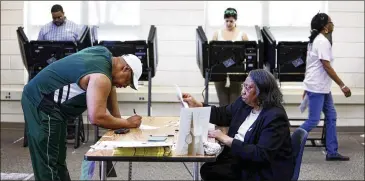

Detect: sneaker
326,153,350,161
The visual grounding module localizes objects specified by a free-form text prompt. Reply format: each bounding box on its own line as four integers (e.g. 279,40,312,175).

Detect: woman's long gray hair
249,69,283,108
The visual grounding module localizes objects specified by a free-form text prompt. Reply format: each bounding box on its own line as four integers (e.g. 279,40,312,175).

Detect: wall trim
1,86,364,104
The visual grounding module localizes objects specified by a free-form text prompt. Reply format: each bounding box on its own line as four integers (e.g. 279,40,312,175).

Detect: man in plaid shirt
37,4,81,41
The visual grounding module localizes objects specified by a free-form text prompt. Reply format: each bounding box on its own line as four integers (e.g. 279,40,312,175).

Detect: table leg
100,161,107,181
193,162,200,181
94,125,99,143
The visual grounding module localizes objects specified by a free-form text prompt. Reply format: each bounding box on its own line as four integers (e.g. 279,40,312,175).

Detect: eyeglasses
241,83,254,92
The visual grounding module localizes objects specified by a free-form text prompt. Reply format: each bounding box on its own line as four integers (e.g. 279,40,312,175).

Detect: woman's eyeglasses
241,83,255,92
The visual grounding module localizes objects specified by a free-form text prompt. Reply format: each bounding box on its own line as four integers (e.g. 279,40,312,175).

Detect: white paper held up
175,84,189,108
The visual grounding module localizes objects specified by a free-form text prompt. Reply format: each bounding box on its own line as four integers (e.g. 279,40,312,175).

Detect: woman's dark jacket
205,97,294,181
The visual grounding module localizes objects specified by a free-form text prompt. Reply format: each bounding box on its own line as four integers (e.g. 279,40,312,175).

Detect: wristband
341,85,347,89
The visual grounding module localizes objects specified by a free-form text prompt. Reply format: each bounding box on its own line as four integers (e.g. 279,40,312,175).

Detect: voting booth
93,25,158,117
16,25,93,149
196,25,264,104
261,27,326,147
261,26,308,83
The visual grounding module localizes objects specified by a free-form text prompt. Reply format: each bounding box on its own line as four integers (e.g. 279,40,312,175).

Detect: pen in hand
133,109,136,115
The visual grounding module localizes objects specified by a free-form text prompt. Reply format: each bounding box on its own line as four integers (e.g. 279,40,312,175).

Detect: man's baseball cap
121,54,142,90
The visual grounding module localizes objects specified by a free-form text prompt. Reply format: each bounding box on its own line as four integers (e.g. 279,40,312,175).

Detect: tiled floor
1,128,364,180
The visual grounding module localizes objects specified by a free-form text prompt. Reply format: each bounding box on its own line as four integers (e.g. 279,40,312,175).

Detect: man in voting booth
37,4,80,41
21,46,143,181
37,4,82,140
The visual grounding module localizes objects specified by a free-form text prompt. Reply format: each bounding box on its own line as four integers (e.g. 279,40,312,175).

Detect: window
268,1,327,27
88,1,140,26
27,1,82,26
25,1,141,40
206,1,263,27
205,1,327,27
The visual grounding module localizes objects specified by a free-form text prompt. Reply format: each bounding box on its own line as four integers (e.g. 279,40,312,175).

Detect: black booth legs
72,115,86,149
23,122,28,147
204,69,210,104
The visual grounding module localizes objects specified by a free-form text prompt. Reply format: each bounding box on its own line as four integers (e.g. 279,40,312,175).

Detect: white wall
1,1,364,89
140,1,206,88
1,1,364,126
1,1,25,89
329,1,364,88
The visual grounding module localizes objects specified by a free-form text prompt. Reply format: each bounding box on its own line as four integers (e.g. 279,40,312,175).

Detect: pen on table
150,134,174,137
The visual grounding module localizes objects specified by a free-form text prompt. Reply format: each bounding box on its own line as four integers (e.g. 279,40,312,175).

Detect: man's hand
341,86,352,98
182,93,203,108
302,91,306,100
126,115,142,128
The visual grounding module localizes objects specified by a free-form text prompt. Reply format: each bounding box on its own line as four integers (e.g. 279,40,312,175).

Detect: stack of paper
91,141,173,156
113,146,172,157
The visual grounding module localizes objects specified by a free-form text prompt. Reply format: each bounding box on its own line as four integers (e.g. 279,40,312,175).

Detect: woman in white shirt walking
212,8,249,107
300,13,351,161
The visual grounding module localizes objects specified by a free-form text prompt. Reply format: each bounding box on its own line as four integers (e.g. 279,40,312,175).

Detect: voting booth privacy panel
196,25,264,103
94,25,158,81
196,25,264,82
17,26,92,80
196,25,309,87
261,26,308,82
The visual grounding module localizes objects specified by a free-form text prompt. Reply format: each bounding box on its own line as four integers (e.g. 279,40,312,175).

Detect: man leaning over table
21,46,143,181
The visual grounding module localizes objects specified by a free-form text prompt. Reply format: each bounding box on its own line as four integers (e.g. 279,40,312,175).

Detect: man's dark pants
21,95,71,181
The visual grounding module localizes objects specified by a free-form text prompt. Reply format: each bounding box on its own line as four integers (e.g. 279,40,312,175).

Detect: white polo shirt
303,34,334,94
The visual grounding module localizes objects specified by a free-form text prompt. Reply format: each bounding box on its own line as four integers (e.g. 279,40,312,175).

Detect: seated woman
183,69,294,181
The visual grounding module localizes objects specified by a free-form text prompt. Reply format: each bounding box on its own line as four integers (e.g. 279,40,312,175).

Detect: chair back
291,127,308,181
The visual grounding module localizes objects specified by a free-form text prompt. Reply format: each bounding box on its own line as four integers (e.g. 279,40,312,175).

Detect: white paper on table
174,108,193,155
90,141,173,150
175,84,189,108
192,107,212,142
139,124,159,130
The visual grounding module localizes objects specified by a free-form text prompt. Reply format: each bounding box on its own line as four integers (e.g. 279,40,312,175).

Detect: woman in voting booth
212,7,249,107
183,69,294,181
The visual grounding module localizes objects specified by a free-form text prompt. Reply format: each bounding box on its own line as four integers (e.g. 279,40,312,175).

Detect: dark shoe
326,153,350,161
